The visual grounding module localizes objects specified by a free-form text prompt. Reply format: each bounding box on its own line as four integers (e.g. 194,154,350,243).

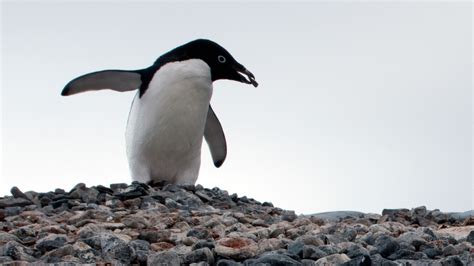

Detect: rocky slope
0,182,473,265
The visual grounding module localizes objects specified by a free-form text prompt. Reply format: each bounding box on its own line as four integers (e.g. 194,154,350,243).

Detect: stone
148,250,181,266
287,241,305,258
282,210,298,222
397,231,427,250
302,245,327,260
374,235,399,258
139,230,171,243
0,241,36,262
341,255,371,266
0,232,21,245
41,244,74,262
466,230,474,245
184,247,214,264
439,255,464,266
130,239,150,263
0,197,32,208
257,238,284,254
314,253,350,265
192,240,215,250
216,259,243,266
100,233,136,264
215,237,258,260
187,228,210,239
256,252,302,265
36,234,68,253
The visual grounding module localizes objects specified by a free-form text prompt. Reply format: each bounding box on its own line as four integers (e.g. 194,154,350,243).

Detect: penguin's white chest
125,59,213,184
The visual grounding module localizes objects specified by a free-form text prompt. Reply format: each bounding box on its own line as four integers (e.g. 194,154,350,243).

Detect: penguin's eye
217,55,226,63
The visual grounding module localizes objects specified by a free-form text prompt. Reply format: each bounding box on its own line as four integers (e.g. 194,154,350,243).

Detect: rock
314,253,350,265
184,247,214,264
41,244,74,262
282,211,298,222
302,245,327,260
0,232,21,244
216,259,243,266
466,230,474,245
397,231,427,250
139,230,171,243
130,239,150,264
256,252,302,265
36,234,68,253
192,240,215,250
148,250,181,266
0,256,13,263
341,255,371,266
0,197,32,208
0,241,36,262
100,233,136,264
187,228,210,239
257,238,284,254
10,187,30,200
374,235,399,258
439,255,464,266
215,237,258,260
72,241,97,263
287,241,305,258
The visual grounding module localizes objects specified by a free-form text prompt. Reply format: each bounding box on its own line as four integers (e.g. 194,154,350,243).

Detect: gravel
0,182,473,264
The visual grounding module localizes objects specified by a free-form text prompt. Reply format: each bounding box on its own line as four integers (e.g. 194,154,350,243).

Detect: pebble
0,184,472,265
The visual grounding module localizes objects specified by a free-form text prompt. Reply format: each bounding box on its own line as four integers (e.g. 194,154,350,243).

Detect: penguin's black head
154,39,258,87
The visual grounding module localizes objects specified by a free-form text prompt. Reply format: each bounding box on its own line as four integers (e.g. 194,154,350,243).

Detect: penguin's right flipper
61,70,142,96
204,105,227,168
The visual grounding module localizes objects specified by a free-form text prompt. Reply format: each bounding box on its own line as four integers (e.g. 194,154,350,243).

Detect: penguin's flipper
204,105,227,167
61,70,142,96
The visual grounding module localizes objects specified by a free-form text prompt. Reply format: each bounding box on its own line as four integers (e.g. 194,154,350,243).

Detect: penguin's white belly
125,59,213,184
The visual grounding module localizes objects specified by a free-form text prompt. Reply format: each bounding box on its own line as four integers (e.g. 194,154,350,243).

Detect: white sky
1,1,472,214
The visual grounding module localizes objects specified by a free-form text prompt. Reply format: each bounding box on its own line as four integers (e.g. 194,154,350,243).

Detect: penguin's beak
235,63,258,87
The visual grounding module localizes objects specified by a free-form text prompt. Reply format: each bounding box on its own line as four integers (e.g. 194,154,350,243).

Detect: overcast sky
1,1,472,214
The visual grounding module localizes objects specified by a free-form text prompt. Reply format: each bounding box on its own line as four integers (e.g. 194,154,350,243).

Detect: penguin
61,39,258,185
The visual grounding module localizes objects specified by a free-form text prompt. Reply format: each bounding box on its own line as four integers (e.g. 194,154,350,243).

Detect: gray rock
81,188,100,204
216,259,243,266
307,211,365,221
287,241,304,258
0,197,32,208
256,252,302,265
73,241,98,263
398,231,427,246
187,228,210,239
302,245,327,260
342,243,370,258
100,233,136,264
36,234,68,253
41,244,74,263
139,229,171,243
0,241,36,262
374,235,399,258
130,239,150,264
341,255,371,266
466,230,474,245
148,250,181,266
439,255,464,266
282,210,298,222
369,253,399,266
192,240,215,250
314,253,350,265
0,232,21,244
184,247,214,264
0,256,13,263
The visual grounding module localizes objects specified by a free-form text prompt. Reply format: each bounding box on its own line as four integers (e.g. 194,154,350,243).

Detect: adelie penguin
62,39,258,185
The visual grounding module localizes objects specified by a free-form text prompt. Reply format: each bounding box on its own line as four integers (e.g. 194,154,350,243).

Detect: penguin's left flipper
204,105,227,168
61,70,142,96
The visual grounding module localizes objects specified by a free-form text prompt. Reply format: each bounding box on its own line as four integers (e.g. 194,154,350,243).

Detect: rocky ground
0,182,473,265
